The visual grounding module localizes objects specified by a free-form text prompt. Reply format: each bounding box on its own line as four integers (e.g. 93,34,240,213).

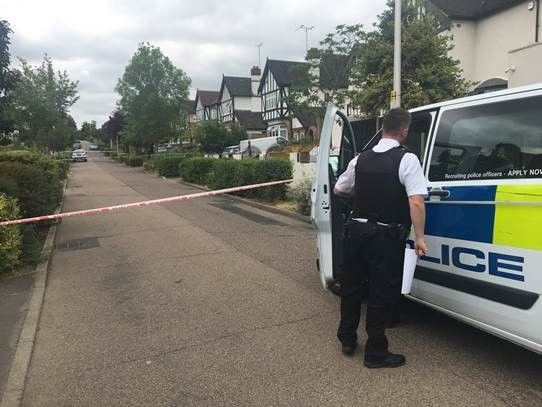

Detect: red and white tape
0,179,293,227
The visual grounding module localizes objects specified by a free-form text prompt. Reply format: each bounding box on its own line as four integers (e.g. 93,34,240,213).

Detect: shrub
0,161,61,217
290,179,313,216
0,150,69,181
143,160,155,172
0,194,22,272
179,157,216,184
127,157,144,167
154,156,186,177
110,152,118,159
251,158,293,201
103,151,111,157
207,159,257,191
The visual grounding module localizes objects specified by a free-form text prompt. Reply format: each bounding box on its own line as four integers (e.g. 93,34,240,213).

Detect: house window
265,91,279,111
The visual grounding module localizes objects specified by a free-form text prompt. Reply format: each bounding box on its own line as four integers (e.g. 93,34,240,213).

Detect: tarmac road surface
19,152,542,406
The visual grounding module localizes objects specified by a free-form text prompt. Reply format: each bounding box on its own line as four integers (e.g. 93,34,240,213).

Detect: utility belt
345,217,410,241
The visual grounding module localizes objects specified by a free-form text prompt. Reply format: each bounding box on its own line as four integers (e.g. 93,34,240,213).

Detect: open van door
311,103,356,292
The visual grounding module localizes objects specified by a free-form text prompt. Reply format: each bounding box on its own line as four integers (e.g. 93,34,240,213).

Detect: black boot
364,352,406,368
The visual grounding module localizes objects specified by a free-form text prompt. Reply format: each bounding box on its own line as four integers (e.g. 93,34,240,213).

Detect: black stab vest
352,146,411,227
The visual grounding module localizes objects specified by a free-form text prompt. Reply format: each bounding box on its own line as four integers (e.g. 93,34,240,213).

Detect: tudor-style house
217,67,266,138
428,0,542,91
258,57,350,141
194,90,220,122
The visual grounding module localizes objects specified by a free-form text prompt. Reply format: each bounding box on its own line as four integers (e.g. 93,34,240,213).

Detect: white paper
401,248,418,294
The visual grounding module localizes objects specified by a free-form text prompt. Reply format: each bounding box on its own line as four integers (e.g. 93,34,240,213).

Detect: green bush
190,157,292,201
103,151,111,157
290,179,313,216
179,157,216,184
110,152,118,159
207,159,257,191
153,156,186,177
0,161,61,217
143,160,155,172
127,157,144,167
251,159,292,201
0,194,22,272
0,150,69,181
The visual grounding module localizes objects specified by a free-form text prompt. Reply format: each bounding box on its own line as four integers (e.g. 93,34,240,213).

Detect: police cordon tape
0,179,295,227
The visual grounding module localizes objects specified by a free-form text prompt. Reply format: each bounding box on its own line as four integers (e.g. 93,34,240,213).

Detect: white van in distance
312,83,542,354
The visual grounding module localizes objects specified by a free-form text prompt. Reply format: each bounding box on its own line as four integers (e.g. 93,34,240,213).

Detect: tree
79,120,99,141
116,43,191,153
193,121,245,154
350,0,473,115
101,110,125,145
0,20,19,136
288,1,472,118
10,55,79,151
287,24,366,113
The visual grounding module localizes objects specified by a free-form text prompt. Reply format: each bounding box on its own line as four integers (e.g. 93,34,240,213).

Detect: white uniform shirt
334,138,428,198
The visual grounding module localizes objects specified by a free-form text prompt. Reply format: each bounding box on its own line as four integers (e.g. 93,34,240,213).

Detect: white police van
311,83,542,354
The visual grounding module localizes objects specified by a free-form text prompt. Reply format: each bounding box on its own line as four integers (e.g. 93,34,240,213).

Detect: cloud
3,0,388,126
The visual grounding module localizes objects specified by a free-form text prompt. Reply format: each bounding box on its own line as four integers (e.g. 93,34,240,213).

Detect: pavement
5,151,541,406
0,275,33,398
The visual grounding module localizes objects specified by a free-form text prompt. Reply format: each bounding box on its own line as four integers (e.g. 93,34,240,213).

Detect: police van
311,83,542,354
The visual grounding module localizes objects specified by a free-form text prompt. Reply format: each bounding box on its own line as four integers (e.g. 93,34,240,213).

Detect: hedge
127,157,144,167
180,157,292,201
0,151,66,218
179,157,216,184
0,193,22,272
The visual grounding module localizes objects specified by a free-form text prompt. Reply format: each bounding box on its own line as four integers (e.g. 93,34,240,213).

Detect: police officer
333,108,427,368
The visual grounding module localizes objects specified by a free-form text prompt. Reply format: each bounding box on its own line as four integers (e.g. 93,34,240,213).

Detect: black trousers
337,222,405,360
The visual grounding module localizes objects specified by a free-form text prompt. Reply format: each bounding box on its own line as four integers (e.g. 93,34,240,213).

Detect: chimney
251,66,261,95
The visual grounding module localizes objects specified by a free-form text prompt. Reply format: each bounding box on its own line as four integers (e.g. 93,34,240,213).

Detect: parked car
89,143,98,150
222,145,240,157
72,149,87,162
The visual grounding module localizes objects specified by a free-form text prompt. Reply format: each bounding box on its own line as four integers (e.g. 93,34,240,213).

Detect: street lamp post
391,0,402,109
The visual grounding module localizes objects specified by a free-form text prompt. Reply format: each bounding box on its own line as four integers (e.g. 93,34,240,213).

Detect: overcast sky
3,0,387,127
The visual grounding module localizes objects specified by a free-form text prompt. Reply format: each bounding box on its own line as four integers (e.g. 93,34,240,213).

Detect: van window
404,113,432,162
428,96,542,181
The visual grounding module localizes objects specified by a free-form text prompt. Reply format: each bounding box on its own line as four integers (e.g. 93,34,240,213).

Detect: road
20,152,542,406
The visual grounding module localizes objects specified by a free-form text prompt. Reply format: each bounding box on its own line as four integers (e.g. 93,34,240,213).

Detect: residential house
217,67,266,137
257,56,350,142
428,0,542,91
184,99,197,143
194,90,220,122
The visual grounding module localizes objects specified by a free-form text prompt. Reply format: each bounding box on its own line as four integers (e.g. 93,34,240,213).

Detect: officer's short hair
382,108,411,134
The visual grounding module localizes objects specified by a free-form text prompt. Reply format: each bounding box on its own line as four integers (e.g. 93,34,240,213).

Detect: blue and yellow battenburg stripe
426,185,542,251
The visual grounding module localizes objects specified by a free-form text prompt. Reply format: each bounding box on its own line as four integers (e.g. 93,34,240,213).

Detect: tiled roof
234,110,266,130
429,0,523,20
196,90,219,107
222,76,253,97
258,57,351,93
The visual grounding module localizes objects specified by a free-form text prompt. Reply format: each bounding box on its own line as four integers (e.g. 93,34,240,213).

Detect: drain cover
56,237,100,251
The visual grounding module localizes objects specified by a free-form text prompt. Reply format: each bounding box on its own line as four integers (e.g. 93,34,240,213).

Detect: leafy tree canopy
0,20,19,135
101,110,125,144
116,43,191,152
288,1,472,118
10,55,79,151
193,121,246,154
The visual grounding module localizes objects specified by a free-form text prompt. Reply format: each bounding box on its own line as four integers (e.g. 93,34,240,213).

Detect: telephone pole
296,25,314,53
391,0,402,108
